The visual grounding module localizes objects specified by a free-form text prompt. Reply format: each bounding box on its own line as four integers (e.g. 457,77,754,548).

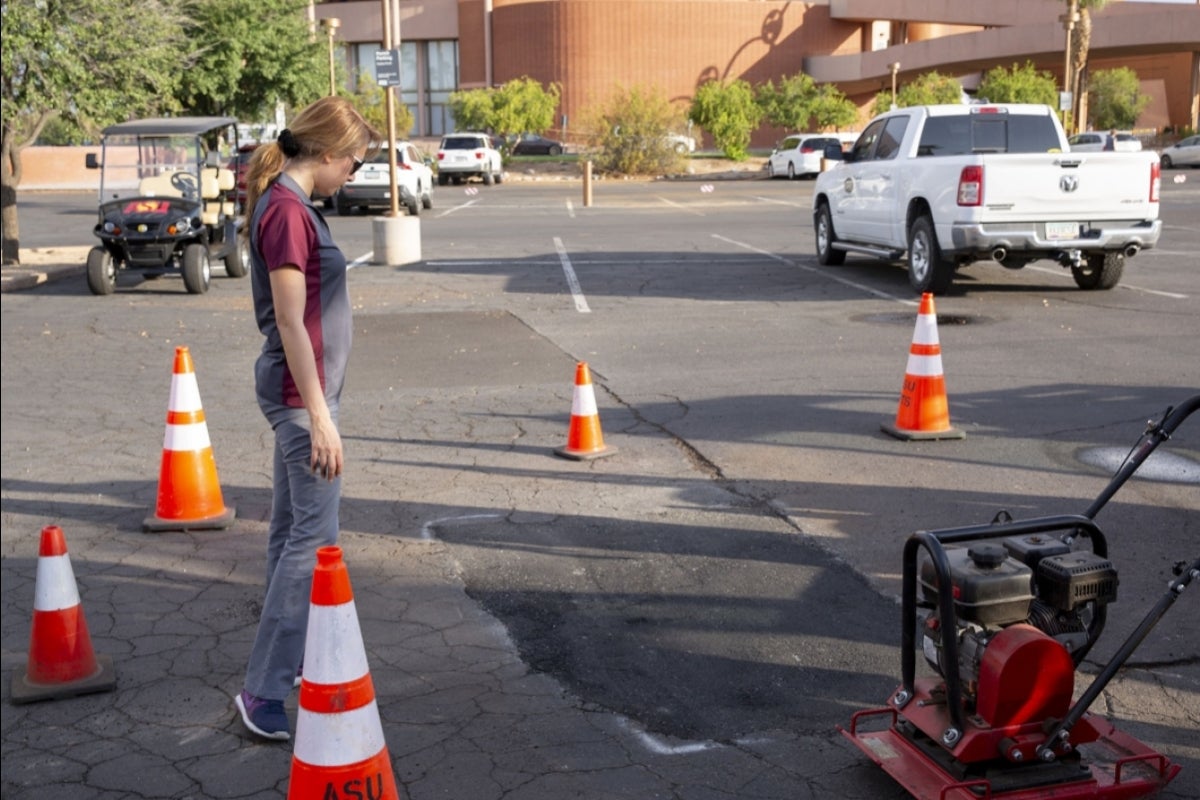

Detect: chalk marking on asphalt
554,236,592,312
420,514,504,541
436,198,480,217
617,719,719,755
712,234,916,306
1024,264,1187,299
566,199,576,218
655,195,705,216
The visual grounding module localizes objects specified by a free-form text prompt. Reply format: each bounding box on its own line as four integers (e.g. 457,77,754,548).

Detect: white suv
436,133,503,186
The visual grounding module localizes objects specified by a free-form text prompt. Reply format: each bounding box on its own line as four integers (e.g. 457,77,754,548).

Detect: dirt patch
18,246,91,266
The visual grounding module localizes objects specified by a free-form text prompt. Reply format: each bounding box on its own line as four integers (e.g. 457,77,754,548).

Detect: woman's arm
269,265,343,480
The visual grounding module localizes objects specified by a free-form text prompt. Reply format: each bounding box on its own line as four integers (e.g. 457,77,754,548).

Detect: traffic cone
554,361,617,460
11,525,116,704
143,346,236,532
288,546,400,800
881,293,965,440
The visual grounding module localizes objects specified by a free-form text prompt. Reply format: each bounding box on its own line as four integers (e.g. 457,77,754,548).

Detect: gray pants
243,416,341,702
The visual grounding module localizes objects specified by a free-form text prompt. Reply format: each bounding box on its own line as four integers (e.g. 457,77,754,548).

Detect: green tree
688,79,762,160
872,71,963,116
977,61,1059,106
447,87,496,132
491,77,561,138
584,84,687,176
1088,67,1149,130
2,0,190,264
173,0,327,122
758,74,857,133
348,70,414,140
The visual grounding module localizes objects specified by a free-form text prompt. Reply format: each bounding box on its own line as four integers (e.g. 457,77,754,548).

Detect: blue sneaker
235,690,290,741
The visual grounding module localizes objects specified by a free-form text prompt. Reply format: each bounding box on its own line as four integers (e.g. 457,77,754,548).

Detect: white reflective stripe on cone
912,315,940,345
167,373,203,412
305,601,370,684
294,702,387,766
904,354,946,378
162,422,213,452
571,387,599,417
34,554,81,611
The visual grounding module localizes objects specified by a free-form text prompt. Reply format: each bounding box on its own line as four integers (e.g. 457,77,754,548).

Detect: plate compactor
842,395,1199,800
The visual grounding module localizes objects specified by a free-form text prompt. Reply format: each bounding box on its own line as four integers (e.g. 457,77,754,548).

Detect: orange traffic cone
11,525,116,704
143,346,236,532
881,293,965,441
289,546,400,800
554,362,617,460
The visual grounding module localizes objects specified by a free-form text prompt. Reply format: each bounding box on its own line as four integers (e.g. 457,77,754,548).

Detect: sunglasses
349,155,365,175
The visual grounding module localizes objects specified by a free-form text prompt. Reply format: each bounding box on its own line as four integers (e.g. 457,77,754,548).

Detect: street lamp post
889,62,901,110
321,17,341,97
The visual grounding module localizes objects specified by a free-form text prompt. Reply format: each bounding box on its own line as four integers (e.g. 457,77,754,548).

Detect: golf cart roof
101,117,238,137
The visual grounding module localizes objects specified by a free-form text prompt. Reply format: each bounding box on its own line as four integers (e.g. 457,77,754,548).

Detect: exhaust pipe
1124,244,1140,258
991,247,1007,263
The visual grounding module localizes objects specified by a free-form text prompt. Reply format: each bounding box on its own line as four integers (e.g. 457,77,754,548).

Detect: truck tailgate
979,152,1159,222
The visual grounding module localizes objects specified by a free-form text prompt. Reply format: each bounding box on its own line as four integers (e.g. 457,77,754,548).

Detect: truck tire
224,237,249,278
907,216,954,294
86,247,116,295
483,170,494,186
182,243,210,294
814,203,846,266
1072,252,1124,290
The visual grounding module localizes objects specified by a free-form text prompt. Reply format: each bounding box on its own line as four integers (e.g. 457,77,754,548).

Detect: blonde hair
243,96,382,220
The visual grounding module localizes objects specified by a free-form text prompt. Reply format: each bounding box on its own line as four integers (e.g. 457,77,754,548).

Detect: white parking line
753,195,809,208
655,195,705,216
712,234,916,305
436,198,480,217
566,199,576,218
1024,264,1188,299
553,237,592,312
348,252,373,271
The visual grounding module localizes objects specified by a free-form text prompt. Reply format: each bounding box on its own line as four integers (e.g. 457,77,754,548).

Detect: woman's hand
309,410,343,480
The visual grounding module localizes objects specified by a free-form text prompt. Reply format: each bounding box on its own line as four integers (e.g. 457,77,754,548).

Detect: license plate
1046,222,1080,240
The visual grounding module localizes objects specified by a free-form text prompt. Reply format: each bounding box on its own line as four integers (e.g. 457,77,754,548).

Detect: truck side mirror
86,153,100,169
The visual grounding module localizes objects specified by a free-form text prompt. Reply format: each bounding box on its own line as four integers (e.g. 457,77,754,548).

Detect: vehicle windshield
442,136,486,150
99,134,204,200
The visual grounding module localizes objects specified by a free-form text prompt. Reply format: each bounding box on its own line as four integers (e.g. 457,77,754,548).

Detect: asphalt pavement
3,182,1197,800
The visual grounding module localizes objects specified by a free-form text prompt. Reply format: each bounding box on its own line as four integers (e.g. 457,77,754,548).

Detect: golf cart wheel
224,237,249,278
182,243,210,294
86,247,116,295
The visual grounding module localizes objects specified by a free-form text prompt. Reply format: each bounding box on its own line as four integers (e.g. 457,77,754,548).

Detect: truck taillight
957,165,983,206
1150,161,1160,203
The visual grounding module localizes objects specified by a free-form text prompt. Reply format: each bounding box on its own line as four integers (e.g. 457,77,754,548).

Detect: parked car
767,133,849,179
1067,131,1142,152
227,143,259,206
664,133,696,154
1160,134,1200,168
436,132,503,185
335,141,433,216
511,134,564,156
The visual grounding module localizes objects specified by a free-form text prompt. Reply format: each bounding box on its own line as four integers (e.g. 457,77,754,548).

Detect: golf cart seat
138,172,187,198
200,167,236,225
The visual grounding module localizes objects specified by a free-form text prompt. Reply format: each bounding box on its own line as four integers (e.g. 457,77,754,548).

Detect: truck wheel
1072,252,1124,290
815,203,846,266
224,237,249,278
182,243,210,294
907,216,954,294
483,170,494,186
86,247,116,295
495,169,503,185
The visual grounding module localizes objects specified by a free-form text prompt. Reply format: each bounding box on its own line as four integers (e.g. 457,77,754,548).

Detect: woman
234,96,380,740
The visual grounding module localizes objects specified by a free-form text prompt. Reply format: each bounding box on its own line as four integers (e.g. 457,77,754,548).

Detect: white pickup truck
812,103,1162,294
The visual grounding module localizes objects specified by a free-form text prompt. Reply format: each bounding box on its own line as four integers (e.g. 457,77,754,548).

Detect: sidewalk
1,248,89,293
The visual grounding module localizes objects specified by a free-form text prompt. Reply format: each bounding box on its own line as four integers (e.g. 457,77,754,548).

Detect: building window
427,40,458,136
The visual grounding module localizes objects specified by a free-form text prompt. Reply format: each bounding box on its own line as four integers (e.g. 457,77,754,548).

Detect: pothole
1076,447,1200,484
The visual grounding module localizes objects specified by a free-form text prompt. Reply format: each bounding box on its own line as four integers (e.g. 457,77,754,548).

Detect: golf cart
84,116,249,295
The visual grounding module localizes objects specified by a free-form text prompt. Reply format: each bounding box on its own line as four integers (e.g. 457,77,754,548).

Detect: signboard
375,49,401,88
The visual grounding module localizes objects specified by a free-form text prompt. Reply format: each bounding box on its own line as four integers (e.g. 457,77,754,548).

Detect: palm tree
1068,0,1110,132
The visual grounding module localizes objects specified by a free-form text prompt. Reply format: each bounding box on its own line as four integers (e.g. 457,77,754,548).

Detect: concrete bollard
371,215,421,266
